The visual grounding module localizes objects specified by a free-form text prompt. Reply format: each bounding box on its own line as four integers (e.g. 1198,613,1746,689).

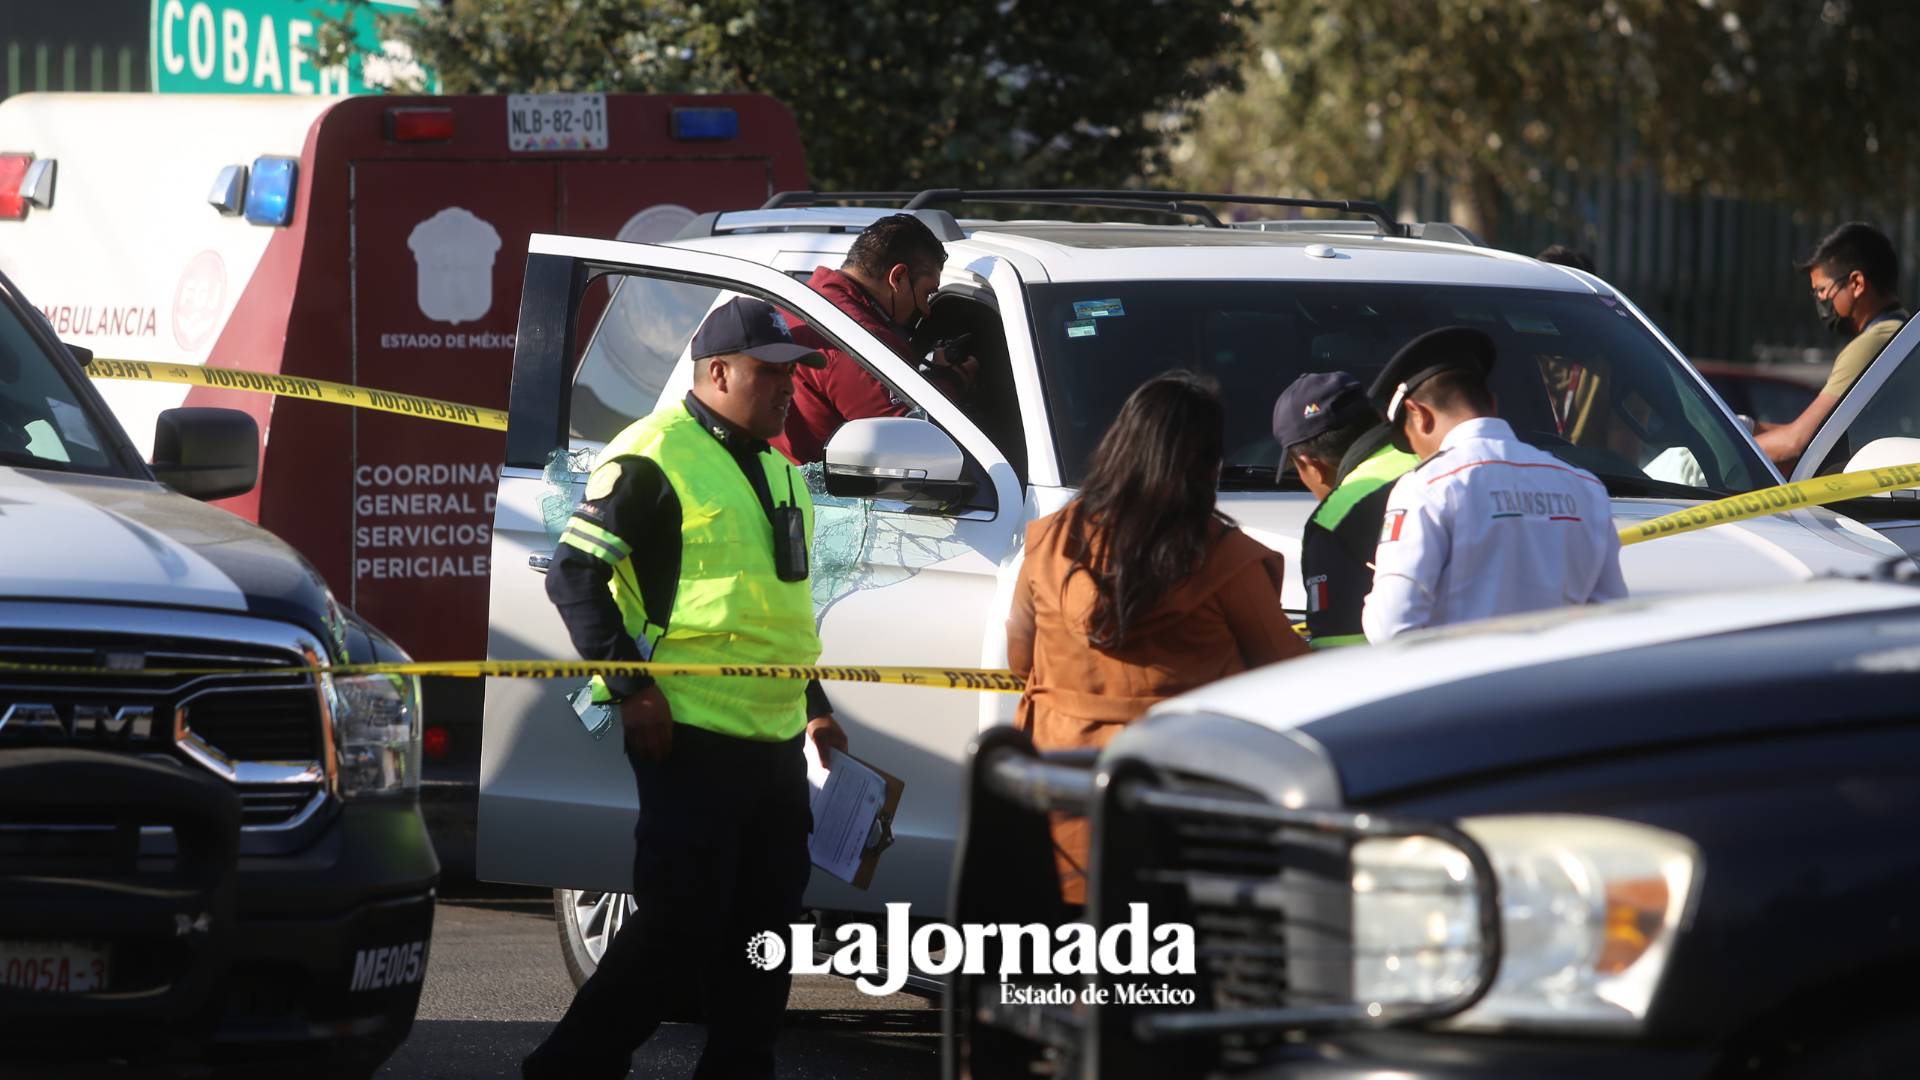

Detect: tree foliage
320,0,1251,191
1171,0,1920,239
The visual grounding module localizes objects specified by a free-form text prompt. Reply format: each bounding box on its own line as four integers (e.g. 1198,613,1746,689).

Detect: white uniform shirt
1362,417,1627,642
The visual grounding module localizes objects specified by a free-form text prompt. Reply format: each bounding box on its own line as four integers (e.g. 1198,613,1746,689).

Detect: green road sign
150,0,437,94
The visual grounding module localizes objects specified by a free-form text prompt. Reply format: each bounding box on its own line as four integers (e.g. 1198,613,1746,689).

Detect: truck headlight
1354,815,1698,1034
327,673,422,798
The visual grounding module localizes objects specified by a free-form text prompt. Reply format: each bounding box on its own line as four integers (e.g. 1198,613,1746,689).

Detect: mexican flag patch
1380,509,1408,543
1305,574,1329,613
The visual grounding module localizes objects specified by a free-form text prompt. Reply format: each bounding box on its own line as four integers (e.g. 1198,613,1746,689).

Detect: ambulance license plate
0,941,110,993
507,93,608,152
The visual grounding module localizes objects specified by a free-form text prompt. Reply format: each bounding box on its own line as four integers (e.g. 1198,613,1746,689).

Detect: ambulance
0,91,809,872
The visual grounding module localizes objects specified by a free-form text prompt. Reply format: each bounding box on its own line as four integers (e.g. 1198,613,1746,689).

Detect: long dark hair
1061,371,1228,649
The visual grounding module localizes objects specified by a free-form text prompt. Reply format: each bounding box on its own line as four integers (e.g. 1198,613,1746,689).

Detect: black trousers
525,723,813,1080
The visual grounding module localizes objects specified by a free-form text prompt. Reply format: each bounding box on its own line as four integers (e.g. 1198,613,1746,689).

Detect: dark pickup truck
949,579,1920,1079
0,267,436,1077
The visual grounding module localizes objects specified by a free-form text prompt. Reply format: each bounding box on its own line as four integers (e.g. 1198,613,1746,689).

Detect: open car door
1790,317,1920,558
477,234,1023,916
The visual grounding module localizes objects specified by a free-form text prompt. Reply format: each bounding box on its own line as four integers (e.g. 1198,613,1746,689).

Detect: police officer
527,297,849,1080
1361,326,1626,643
1271,371,1416,647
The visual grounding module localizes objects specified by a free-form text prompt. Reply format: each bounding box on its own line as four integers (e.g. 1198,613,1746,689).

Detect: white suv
473,191,1900,986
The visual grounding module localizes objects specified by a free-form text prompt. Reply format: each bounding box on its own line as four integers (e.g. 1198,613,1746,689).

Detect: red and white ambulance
0,91,808,871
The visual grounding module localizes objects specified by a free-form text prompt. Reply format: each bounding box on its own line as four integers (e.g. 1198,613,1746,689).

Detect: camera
918,331,974,378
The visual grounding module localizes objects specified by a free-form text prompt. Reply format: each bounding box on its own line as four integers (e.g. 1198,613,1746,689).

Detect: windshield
0,291,121,474
1028,282,1766,496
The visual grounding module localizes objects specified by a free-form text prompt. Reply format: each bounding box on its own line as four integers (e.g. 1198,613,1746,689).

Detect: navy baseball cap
1272,371,1376,453
690,297,826,368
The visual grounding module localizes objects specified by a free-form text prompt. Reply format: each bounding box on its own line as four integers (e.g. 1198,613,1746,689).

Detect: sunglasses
1812,274,1854,300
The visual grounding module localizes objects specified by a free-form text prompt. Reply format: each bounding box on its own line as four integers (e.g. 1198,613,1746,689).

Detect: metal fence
1399,171,1920,368
0,2,149,97
2,39,147,96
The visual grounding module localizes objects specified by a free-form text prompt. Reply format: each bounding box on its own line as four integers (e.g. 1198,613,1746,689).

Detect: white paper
804,743,888,884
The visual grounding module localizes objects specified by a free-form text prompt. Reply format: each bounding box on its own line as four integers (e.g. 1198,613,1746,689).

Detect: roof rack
677,204,966,242
1230,218,1484,247
763,189,1226,227
902,188,1407,238
761,191,918,209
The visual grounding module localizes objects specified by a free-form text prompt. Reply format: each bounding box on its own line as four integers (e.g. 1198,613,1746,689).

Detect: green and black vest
1301,431,1417,648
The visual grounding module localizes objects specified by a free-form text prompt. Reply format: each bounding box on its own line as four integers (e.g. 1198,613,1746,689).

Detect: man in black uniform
1272,372,1417,647
526,297,848,1080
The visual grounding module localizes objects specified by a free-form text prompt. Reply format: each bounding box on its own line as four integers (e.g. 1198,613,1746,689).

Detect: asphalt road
375,892,940,1079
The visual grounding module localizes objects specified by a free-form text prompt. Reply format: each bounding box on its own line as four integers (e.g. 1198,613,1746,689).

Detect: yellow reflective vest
568,402,819,741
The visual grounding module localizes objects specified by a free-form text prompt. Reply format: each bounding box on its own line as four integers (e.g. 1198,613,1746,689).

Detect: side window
1817,337,1920,474
569,275,720,443
0,309,113,471
918,290,1026,486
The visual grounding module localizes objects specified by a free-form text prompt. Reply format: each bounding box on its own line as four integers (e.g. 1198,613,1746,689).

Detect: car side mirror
152,407,259,501
824,417,974,512
64,342,93,368
1844,436,1920,500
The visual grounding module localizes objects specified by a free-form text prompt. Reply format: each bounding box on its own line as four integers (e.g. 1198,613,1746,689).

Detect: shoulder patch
585,464,621,501
1304,574,1329,613
1380,508,1408,543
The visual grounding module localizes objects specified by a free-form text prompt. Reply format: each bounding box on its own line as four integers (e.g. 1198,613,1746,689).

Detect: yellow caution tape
0,658,1026,693
88,358,508,432
1619,461,1920,546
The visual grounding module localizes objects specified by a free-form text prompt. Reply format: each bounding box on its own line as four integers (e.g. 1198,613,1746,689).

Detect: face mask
891,273,929,338
1814,294,1851,337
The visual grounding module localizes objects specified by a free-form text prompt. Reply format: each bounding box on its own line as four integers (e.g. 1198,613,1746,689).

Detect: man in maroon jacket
775,213,976,463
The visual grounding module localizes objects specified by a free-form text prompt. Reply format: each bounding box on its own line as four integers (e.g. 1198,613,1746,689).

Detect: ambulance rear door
340,94,804,668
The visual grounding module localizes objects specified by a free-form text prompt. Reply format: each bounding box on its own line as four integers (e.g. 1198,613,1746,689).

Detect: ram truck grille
0,632,326,828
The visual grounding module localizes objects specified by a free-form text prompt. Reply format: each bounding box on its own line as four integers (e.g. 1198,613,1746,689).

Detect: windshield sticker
1504,312,1561,335
1066,319,1098,339
47,399,100,453
1072,299,1126,319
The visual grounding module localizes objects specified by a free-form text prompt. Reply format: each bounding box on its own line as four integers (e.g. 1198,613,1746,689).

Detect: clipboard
850,754,903,890
804,745,905,890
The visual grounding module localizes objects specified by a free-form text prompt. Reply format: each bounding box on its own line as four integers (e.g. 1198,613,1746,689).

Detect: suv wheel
553,887,637,987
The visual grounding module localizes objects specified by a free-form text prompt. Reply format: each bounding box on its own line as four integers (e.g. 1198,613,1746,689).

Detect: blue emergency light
243,156,299,227
670,108,739,141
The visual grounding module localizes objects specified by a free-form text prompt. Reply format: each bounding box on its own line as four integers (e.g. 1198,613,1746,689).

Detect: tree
319,0,1252,191
1172,0,1920,242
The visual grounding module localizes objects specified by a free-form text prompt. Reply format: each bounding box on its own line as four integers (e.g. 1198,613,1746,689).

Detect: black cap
690,297,827,368
1271,371,1376,454
1368,326,1496,444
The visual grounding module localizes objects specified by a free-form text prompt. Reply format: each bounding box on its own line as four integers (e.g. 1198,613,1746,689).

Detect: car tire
553,887,637,989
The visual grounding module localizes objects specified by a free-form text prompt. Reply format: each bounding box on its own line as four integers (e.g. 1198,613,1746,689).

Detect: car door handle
528,554,552,573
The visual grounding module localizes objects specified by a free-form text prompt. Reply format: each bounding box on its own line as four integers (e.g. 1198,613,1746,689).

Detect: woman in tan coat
1006,371,1308,902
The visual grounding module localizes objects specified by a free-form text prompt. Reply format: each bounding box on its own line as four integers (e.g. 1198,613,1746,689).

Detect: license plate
506,93,608,152
0,941,110,993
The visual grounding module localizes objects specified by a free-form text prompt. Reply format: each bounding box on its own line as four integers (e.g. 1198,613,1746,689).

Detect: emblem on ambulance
172,250,228,351
407,207,502,325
